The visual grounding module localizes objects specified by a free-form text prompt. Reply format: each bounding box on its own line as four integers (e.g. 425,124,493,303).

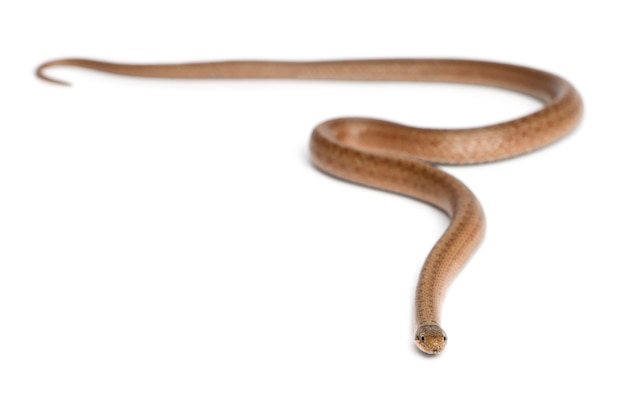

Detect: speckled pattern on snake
36,58,583,354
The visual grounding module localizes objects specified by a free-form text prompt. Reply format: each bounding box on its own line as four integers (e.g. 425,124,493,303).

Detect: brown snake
36,58,583,354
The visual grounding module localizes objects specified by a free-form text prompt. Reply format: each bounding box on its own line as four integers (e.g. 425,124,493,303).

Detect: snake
36,58,583,354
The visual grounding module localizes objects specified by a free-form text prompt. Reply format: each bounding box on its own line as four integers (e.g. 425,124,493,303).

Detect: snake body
36,58,583,354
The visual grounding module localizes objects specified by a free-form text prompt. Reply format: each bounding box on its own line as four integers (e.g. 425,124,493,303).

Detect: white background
1,1,624,398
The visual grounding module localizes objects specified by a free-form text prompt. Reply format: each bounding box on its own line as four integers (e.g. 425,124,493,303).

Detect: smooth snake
36,58,583,354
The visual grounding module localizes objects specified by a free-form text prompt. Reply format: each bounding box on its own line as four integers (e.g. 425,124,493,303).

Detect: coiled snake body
37,58,583,354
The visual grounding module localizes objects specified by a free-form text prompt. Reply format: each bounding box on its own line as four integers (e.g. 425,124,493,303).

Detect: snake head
415,325,447,354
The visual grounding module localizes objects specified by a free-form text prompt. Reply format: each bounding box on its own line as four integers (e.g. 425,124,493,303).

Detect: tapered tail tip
36,61,72,86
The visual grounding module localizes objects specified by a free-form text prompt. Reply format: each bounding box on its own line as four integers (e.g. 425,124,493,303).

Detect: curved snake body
36,58,583,354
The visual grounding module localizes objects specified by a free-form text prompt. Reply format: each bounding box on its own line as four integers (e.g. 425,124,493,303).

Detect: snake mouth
415,342,445,355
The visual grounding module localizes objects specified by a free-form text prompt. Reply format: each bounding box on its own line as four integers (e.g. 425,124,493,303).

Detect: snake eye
421,336,425,343
443,336,447,342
